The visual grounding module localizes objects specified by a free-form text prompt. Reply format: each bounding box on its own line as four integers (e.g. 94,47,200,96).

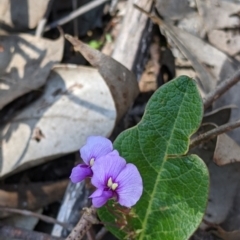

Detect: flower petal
89,188,104,198
91,152,126,189
80,136,113,164
90,189,113,208
115,163,143,207
69,164,92,183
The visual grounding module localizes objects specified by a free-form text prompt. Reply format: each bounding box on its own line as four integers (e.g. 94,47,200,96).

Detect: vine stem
190,119,240,148
65,206,98,240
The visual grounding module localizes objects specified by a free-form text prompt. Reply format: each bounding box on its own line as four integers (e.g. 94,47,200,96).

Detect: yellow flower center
107,177,118,190
90,158,95,166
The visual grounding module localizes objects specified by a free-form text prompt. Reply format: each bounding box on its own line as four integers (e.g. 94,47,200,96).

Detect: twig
96,227,108,240
35,0,55,37
203,69,240,109
190,119,240,148
45,0,110,32
72,0,79,37
86,229,95,240
66,206,98,240
109,0,119,15
0,206,71,230
0,224,64,240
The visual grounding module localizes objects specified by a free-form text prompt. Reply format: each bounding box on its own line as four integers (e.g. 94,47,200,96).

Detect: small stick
66,206,98,240
0,206,71,230
45,0,109,31
35,0,55,37
203,69,240,109
0,224,63,240
72,0,79,37
86,228,95,240
190,119,240,148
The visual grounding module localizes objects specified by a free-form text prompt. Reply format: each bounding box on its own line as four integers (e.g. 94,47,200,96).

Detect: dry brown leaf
177,12,203,37
208,30,240,57
0,65,117,177
214,134,240,166
65,35,139,122
0,0,50,32
155,0,193,20
160,22,237,93
0,179,68,217
196,0,240,32
0,34,64,109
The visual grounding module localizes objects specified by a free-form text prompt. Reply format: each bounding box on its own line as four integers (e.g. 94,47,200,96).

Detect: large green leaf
98,76,209,240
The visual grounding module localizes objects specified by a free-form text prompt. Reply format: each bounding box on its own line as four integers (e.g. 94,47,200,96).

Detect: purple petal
80,136,113,164
115,163,143,207
89,188,104,198
90,189,113,208
91,152,126,189
70,164,92,183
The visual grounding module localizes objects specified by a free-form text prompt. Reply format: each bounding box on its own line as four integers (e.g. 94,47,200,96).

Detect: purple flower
70,136,116,183
90,152,143,208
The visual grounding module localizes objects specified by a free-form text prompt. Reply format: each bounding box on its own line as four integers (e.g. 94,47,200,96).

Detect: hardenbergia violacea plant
69,76,209,240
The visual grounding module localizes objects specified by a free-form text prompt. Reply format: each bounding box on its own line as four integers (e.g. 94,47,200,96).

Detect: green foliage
98,76,209,240
88,40,103,49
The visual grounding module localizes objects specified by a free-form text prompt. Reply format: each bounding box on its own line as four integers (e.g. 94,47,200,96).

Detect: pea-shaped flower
90,152,143,208
70,136,117,183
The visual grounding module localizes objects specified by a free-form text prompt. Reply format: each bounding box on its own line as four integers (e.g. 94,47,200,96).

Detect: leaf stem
190,119,240,148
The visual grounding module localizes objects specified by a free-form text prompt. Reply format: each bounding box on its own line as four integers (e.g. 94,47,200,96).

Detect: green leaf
98,76,209,240
88,40,103,49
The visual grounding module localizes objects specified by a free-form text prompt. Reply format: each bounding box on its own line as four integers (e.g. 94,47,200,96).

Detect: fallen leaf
160,20,238,93
155,0,193,20
177,12,203,37
65,35,139,122
0,179,68,217
136,9,216,94
0,0,51,32
0,34,64,109
0,64,117,177
196,0,240,32
208,30,240,57
214,134,240,166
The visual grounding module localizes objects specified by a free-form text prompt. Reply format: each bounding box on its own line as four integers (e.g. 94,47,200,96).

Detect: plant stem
190,119,240,148
66,206,98,240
